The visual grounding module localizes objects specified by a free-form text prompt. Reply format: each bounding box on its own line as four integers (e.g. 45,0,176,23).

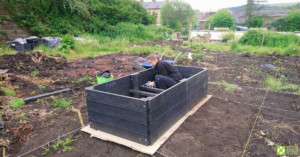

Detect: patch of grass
209,80,237,91
30,70,39,77
10,97,25,108
51,97,72,109
37,84,46,89
229,41,299,55
189,42,231,52
72,75,97,85
1,87,16,96
0,45,17,56
265,75,299,92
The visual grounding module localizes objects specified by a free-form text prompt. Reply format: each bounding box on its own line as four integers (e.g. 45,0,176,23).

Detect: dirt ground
0,40,299,157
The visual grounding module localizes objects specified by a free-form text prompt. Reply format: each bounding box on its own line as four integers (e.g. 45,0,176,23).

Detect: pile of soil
0,51,67,74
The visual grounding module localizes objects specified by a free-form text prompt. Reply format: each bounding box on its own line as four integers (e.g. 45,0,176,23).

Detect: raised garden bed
85,66,208,145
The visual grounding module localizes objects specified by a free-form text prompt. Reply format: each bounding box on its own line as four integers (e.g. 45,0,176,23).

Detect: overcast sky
184,0,300,11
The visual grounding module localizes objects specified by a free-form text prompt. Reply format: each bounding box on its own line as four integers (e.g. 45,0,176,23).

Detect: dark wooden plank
149,103,186,144
94,76,131,91
86,90,147,113
90,121,150,145
87,101,147,124
129,90,157,97
139,85,165,93
149,89,186,122
88,110,148,135
149,97,186,133
186,86,207,110
24,88,71,103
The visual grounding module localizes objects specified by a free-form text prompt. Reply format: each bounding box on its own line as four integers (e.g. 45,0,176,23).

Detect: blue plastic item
139,62,153,69
140,52,181,69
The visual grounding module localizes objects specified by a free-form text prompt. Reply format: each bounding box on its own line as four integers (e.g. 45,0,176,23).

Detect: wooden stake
72,108,84,128
3,147,5,157
188,18,192,42
261,32,264,47
208,23,211,43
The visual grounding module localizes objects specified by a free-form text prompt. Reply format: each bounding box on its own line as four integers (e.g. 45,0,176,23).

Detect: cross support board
82,95,212,155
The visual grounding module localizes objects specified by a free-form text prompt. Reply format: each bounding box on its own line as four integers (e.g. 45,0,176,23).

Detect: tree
3,0,156,35
161,0,195,32
248,15,264,28
286,10,300,31
268,10,300,32
212,9,235,28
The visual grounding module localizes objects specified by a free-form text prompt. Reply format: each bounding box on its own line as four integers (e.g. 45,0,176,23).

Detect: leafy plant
52,138,62,151
42,148,50,155
51,97,72,109
63,146,73,152
37,84,46,89
30,70,39,77
51,136,75,153
10,97,25,108
59,34,75,53
247,15,264,28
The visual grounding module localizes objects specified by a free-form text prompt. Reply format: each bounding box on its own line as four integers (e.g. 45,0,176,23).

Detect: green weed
209,81,237,91
51,136,75,153
0,45,17,56
42,148,50,155
1,87,15,96
51,97,72,109
30,70,39,77
37,84,46,89
197,59,202,64
10,97,25,108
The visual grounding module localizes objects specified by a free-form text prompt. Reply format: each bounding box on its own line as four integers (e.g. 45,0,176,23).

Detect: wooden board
81,95,212,155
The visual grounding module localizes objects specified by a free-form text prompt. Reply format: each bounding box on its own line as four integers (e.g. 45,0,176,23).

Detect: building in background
140,0,169,25
197,11,216,30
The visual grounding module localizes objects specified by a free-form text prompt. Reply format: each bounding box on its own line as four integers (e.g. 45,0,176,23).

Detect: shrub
212,9,235,29
248,15,264,28
59,34,75,53
239,29,300,48
269,10,300,32
3,0,155,36
268,17,288,31
286,10,300,31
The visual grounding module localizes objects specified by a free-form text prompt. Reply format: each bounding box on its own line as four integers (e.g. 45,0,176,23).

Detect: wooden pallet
82,95,212,155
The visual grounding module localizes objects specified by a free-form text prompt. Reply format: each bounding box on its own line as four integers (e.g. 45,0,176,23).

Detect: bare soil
0,40,299,157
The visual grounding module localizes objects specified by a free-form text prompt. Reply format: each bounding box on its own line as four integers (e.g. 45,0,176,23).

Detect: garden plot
0,40,299,157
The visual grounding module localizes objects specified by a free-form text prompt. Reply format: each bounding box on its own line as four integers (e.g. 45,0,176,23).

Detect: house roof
230,9,291,24
142,1,166,9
